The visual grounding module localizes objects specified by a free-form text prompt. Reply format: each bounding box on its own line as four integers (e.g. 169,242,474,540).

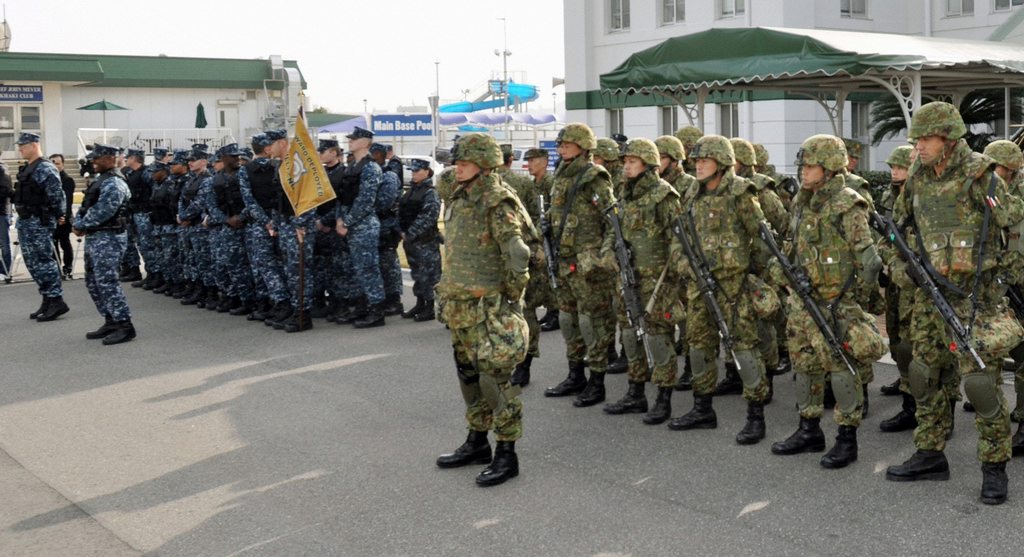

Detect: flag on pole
278,103,336,216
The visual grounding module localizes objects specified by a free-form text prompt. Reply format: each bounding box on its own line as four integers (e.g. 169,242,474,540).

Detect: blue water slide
439,82,539,113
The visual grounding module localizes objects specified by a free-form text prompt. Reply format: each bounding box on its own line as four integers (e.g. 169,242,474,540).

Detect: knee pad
830,371,861,415
734,349,765,389
689,348,713,380
479,373,515,415
648,333,675,368
578,313,597,347
559,311,580,344
621,326,639,361
893,341,913,376
456,360,481,406
908,359,938,401
795,372,811,408
963,372,1002,419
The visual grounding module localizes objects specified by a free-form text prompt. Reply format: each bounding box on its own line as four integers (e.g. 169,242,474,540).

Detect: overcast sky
6,0,566,114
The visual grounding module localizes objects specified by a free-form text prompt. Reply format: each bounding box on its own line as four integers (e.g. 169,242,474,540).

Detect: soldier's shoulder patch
834,186,868,212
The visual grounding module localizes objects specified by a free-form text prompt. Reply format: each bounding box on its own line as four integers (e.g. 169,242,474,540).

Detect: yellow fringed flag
278,105,336,216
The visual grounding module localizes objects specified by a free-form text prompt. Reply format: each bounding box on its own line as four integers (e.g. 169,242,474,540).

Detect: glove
890,259,916,290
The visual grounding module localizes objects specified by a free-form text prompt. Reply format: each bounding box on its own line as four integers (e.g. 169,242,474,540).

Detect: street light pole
495,17,512,142
433,60,440,157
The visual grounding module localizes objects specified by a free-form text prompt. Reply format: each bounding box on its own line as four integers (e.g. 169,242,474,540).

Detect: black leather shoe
544,361,587,397
980,462,1009,505
510,355,532,387
771,417,825,455
667,395,717,430
36,296,69,322
102,320,137,345
86,315,116,340
642,387,673,425
475,441,518,487
735,401,766,445
880,378,902,396
880,393,918,432
573,373,606,407
437,431,491,468
604,382,648,414
885,450,950,482
820,425,858,469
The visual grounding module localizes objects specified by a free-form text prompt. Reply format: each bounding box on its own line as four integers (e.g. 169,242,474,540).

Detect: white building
563,0,1024,172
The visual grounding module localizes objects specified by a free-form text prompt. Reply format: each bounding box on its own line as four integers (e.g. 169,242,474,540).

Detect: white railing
76,128,234,158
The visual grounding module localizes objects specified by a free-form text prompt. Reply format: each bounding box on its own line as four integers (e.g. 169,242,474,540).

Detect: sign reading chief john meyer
0,86,44,102
370,114,434,137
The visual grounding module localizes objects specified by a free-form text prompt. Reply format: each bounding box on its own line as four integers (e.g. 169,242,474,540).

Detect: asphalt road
0,273,1022,556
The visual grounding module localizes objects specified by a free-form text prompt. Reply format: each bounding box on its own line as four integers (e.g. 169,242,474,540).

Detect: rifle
537,193,559,290
869,211,985,369
605,203,655,371
757,220,859,377
671,213,742,370
1004,281,1024,321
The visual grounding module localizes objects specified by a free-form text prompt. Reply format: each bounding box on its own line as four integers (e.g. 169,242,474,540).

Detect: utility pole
495,17,512,142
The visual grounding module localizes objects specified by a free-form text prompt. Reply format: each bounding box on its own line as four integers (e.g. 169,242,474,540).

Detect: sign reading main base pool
540,140,558,169
0,86,43,102
371,114,433,137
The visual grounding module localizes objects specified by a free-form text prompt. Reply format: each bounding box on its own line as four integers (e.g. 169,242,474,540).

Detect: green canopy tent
598,27,1024,135
76,98,129,129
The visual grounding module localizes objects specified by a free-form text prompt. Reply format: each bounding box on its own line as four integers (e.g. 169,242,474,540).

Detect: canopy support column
669,87,707,132
862,72,921,132
792,90,849,136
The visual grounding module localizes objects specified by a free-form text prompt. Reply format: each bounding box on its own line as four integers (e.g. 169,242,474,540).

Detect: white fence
76,128,234,158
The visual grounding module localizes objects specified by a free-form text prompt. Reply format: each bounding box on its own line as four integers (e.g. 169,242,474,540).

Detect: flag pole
297,228,305,326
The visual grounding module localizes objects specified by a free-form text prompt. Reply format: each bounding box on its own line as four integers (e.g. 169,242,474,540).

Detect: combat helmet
842,138,864,160
674,125,703,150
451,133,503,170
984,140,1024,171
623,138,661,167
729,138,757,167
908,101,967,141
796,134,848,172
690,135,735,166
885,145,914,168
556,123,597,150
594,138,622,162
753,143,770,167
654,135,685,162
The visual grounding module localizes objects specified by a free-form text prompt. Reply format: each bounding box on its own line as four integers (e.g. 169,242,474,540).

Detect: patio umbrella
76,98,128,128
195,102,208,129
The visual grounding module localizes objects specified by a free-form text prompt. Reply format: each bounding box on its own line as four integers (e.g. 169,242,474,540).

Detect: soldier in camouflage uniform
398,158,441,322
768,135,885,468
75,144,135,345
310,139,343,319
884,102,1024,505
150,150,189,298
674,126,703,176
525,147,563,338
982,139,1024,456
203,143,256,315
178,145,216,308
754,143,799,210
666,135,771,445
370,142,404,316
434,133,530,487
542,123,618,408
602,138,683,424
592,137,630,374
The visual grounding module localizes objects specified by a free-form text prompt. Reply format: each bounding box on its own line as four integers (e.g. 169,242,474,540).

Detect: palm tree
869,89,1023,152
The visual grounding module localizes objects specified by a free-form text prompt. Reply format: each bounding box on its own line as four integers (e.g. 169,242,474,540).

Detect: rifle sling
553,163,593,257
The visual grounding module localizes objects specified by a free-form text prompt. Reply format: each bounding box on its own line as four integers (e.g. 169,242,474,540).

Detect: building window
659,106,679,135
850,102,870,171
840,0,867,17
947,0,975,16
608,109,624,136
661,0,685,24
719,0,745,18
610,0,630,31
718,104,739,137
995,0,1024,11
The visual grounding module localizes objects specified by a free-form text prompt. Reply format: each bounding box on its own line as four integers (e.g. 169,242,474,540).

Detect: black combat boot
29,297,49,319
215,295,235,313
402,297,425,319
145,273,166,291
153,276,173,294
284,311,314,333
181,285,205,306
62,265,73,280
735,401,766,445
510,355,532,387
353,303,386,328
880,378,902,396
132,273,151,289
336,298,367,325
544,360,587,397
229,298,256,317
102,320,137,345
674,357,693,391
573,372,606,407
773,347,792,375
120,266,142,283
36,296,69,322
382,293,404,316
642,387,673,425
880,393,918,432
308,294,330,318
770,417,826,455
980,462,1009,505
765,375,775,405
862,385,870,419
264,301,293,328
667,394,717,430
203,287,220,310
604,382,648,415
413,299,435,322
1013,423,1024,457
715,362,742,396
475,441,519,487
247,299,271,321
947,399,957,440
607,346,627,374
437,430,491,468
963,401,976,412
170,281,190,298
820,425,858,469
885,450,950,482
86,315,116,340
539,309,560,331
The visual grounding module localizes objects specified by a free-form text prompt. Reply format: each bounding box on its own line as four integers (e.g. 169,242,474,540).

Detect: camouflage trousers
15,216,62,297
687,275,768,401
614,276,681,388
332,237,357,303
909,292,1021,463
379,246,402,299
448,296,526,442
555,258,616,372
210,225,254,302
131,213,158,273
157,225,181,283
522,259,553,358
275,214,316,311
1011,342,1024,423
347,221,384,306
120,214,140,268
404,238,441,301
84,230,131,321
245,222,288,304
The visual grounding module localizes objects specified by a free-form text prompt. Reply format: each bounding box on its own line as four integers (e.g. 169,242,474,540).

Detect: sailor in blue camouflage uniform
149,150,188,297
125,148,160,289
178,144,216,308
118,149,145,282
13,132,69,321
136,147,172,290
239,132,291,323
371,142,404,316
203,143,256,315
399,158,441,321
334,126,386,328
311,138,344,319
74,144,135,345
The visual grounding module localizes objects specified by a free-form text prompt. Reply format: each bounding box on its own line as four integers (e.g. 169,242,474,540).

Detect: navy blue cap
126,148,145,159
386,144,394,152
318,138,340,151
218,143,244,157
171,149,190,165
15,132,40,145
264,129,288,142
251,133,272,148
187,143,209,161
346,126,373,140
153,147,170,159
409,159,431,172
151,161,170,172
369,142,387,154
241,147,254,159
87,143,122,159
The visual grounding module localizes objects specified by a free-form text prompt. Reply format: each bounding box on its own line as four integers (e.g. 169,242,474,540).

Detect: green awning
0,53,104,82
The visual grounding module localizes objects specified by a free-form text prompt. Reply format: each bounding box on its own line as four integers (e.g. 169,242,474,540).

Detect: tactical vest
622,173,676,273
246,160,279,212
149,177,176,225
376,170,400,220
179,171,207,216
688,174,752,279
338,158,367,207
80,172,128,232
213,170,245,217
550,158,610,257
399,180,438,238
437,177,507,300
792,180,859,301
13,158,49,219
126,167,151,212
